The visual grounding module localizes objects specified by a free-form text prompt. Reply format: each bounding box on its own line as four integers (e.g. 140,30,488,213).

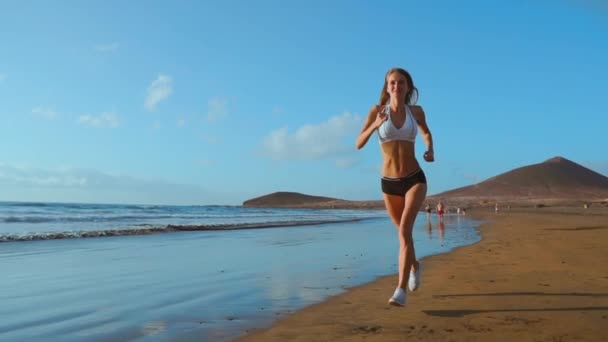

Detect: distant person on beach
436,201,444,218
356,67,434,307
425,203,432,215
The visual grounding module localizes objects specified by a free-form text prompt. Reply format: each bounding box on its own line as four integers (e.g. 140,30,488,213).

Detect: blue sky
1,0,606,205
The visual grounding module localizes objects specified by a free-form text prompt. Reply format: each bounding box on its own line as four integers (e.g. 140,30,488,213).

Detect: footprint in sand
353,325,382,334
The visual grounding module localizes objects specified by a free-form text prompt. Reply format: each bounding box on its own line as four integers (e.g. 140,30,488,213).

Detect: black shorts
381,169,427,196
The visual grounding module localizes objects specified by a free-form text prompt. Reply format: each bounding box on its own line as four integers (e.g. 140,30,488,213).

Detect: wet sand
238,208,608,341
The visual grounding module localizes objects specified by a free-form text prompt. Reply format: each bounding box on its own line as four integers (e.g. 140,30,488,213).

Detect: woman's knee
398,229,413,244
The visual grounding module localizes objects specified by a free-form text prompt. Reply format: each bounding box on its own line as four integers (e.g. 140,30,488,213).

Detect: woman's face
386,72,409,101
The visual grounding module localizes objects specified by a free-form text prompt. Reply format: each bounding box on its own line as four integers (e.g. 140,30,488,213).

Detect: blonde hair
379,67,419,105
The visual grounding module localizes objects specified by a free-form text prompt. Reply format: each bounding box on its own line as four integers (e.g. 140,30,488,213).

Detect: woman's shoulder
367,104,385,116
409,105,426,119
409,104,424,113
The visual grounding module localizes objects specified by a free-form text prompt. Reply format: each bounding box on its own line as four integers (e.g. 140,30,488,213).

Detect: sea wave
0,218,365,242
1,212,363,224
2,215,178,223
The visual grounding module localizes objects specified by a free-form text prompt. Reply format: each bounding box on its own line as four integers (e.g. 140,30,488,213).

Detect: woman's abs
380,141,420,177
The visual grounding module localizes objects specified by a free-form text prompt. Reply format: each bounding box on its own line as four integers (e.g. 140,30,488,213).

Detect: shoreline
0,217,377,243
237,208,608,341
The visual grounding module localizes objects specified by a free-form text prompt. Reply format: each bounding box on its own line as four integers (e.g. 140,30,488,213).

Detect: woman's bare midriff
380,140,420,177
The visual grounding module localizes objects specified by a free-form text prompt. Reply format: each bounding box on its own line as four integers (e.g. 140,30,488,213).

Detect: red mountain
242,191,383,209
432,156,608,201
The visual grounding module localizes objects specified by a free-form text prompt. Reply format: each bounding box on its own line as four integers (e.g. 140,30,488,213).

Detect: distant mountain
431,156,608,201
242,191,383,209
243,157,608,209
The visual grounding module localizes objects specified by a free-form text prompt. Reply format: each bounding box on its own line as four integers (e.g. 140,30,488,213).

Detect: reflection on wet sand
424,214,457,243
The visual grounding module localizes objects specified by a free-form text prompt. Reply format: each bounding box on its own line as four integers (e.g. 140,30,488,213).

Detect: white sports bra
378,105,417,144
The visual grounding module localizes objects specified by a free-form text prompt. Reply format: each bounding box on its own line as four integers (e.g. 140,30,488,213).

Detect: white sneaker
408,263,421,292
388,288,407,306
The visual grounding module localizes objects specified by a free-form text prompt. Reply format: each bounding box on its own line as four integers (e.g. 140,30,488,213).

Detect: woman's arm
412,106,434,161
356,105,386,150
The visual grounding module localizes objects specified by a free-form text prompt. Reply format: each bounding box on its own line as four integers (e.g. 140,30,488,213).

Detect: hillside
430,156,608,205
242,191,383,209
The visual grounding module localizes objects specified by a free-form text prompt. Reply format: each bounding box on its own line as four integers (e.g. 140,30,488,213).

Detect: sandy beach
239,208,608,341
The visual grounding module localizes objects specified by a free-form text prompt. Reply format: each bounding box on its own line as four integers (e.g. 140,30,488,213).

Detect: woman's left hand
423,150,434,162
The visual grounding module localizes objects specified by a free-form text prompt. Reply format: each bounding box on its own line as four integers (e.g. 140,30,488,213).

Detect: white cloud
79,112,120,128
0,163,218,205
32,106,57,120
206,97,228,122
94,43,119,53
145,74,172,111
0,164,89,188
261,111,362,160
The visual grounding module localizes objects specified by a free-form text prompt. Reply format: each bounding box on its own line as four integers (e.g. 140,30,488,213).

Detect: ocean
1,202,480,341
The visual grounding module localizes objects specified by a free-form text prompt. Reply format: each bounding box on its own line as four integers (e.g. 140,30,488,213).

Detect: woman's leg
396,183,427,289
383,193,419,273
383,193,404,228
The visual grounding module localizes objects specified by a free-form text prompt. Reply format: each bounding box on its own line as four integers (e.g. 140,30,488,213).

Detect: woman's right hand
374,107,388,129
356,105,388,149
